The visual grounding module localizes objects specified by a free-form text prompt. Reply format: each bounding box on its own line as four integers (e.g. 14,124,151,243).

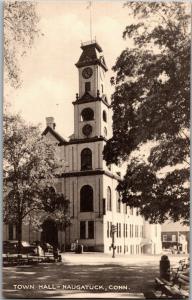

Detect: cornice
60,169,121,181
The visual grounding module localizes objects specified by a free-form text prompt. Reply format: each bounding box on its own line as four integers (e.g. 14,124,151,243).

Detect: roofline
42,126,68,145
72,97,111,108
80,41,102,52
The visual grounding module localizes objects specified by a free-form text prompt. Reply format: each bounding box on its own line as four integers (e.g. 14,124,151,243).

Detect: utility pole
111,225,117,258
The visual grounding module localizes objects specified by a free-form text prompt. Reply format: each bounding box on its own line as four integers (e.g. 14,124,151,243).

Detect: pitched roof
75,42,108,71
78,91,96,103
42,126,68,145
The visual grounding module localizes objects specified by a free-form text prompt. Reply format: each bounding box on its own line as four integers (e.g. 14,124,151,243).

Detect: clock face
82,124,92,137
82,67,93,79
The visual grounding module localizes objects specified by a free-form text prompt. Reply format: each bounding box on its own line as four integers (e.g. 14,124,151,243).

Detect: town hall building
4,41,162,255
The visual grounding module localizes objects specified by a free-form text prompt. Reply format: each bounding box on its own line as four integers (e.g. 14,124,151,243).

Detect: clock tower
72,41,111,140
19,40,162,255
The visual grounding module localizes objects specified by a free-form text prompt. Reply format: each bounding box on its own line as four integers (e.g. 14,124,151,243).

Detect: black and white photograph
3,0,190,299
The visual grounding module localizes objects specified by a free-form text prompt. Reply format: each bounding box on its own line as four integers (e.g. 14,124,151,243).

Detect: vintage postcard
3,0,190,299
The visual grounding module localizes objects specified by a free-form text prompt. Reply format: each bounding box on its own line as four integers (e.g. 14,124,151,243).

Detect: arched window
107,187,112,211
80,185,93,212
81,148,92,170
81,108,94,121
103,110,107,122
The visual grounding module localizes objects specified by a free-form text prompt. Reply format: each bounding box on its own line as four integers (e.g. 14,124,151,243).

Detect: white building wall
144,222,162,254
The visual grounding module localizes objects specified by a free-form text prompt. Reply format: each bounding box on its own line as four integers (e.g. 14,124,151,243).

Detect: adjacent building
161,221,189,254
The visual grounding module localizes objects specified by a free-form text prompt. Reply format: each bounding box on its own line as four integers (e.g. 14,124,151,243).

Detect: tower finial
86,1,93,41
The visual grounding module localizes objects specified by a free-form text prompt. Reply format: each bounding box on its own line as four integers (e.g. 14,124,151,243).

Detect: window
116,191,121,213
107,221,109,238
85,82,91,92
80,221,94,239
88,221,94,239
130,224,134,238
81,148,92,170
119,223,121,238
172,234,176,242
80,185,93,212
135,225,139,237
107,187,112,211
103,126,107,137
130,207,134,215
167,235,173,242
163,235,167,242
9,224,14,240
81,108,94,121
116,223,119,238
80,221,86,239
101,84,104,93
130,245,134,254
103,198,106,215
110,222,112,237
103,110,107,122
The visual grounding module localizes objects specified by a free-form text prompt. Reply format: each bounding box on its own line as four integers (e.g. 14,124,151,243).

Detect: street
2,253,187,299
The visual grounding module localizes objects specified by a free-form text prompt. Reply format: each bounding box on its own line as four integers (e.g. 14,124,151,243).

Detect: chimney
46,117,56,130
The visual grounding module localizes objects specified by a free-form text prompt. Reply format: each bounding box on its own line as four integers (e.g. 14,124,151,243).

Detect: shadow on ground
3,259,159,299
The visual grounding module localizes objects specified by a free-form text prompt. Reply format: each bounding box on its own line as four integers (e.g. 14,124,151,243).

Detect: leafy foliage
104,2,190,224
4,1,39,87
40,187,71,231
3,113,67,250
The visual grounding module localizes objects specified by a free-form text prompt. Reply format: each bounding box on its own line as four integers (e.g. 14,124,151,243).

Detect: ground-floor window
80,221,86,239
80,220,94,239
107,221,109,238
110,222,112,237
136,245,140,254
119,223,121,237
88,221,94,239
130,244,134,254
8,224,14,240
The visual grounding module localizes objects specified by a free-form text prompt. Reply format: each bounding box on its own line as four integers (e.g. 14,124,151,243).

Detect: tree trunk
16,219,22,254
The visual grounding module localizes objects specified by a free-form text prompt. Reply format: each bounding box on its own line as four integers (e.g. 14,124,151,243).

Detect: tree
3,113,64,252
104,2,190,224
4,1,39,88
33,187,71,244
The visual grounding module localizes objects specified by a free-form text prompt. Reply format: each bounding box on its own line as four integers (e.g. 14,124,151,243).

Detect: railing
81,39,97,47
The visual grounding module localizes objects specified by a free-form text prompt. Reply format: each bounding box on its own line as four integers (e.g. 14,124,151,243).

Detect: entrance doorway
41,218,58,247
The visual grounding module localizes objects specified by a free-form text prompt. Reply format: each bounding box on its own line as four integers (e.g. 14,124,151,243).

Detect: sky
6,0,135,138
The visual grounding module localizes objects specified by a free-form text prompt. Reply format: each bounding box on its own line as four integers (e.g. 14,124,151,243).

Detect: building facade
4,41,162,255
161,221,189,254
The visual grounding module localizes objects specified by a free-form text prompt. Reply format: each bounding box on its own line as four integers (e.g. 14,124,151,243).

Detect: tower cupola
75,40,108,71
